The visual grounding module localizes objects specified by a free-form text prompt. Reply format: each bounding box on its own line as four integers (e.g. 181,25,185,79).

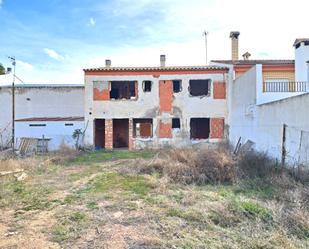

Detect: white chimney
294,39,309,83
160,55,166,67
105,59,111,67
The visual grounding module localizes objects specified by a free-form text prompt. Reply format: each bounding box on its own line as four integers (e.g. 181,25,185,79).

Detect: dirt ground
0,150,308,249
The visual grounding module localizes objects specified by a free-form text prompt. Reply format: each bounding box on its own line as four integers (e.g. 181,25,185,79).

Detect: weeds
51,210,87,243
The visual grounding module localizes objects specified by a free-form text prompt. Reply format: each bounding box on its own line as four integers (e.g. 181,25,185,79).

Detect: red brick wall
93,82,110,101
159,80,173,113
158,121,172,138
213,81,226,99
128,119,134,150
135,81,138,99
210,118,225,139
105,119,113,150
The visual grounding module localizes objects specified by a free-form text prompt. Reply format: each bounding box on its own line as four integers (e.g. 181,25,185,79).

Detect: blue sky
0,0,308,83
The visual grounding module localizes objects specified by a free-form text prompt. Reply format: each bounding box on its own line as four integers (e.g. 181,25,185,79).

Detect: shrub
237,151,276,178
137,147,236,185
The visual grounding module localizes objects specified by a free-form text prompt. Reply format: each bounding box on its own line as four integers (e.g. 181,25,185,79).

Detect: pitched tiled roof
83,65,228,72
15,117,84,122
211,60,294,65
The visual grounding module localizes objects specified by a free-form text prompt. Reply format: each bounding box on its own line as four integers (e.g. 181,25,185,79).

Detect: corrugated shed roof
83,65,229,72
0,83,84,88
211,60,294,65
15,116,84,122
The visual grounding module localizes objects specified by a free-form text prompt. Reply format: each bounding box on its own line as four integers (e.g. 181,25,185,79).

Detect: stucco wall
0,85,84,148
84,73,228,148
230,66,309,164
15,120,84,151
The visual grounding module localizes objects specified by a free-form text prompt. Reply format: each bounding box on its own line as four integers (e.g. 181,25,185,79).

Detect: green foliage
51,211,87,243
0,63,5,75
0,180,52,210
229,200,273,221
86,201,99,210
72,150,155,164
86,172,152,196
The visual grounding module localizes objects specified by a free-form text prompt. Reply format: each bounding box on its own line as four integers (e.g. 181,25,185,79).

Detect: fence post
281,124,287,169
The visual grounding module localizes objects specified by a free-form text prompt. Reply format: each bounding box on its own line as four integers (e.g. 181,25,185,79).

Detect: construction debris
0,169,24,177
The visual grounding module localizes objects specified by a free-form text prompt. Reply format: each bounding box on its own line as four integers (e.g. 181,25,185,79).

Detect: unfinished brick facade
93,81,110,101
84,62,229,150
210,118,225,139
128,119,134,150
159,80,173,113
159,121,172,138
104,119,113,150
213,81,226,99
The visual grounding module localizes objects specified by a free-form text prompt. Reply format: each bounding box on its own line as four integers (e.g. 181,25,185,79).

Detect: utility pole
203,31,209,64
8,56,16,152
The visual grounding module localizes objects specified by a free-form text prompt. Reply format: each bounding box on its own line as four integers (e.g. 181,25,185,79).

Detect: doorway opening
94,119,105,149
113,119,129,148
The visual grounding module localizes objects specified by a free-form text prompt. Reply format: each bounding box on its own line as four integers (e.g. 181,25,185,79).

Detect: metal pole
203,31,209,65
281,123,287,170
9,56,16,151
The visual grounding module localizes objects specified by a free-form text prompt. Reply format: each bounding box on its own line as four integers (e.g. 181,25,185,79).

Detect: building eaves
83,65,229,72
211,60,295,65
0,83,84,89
15,116,84,122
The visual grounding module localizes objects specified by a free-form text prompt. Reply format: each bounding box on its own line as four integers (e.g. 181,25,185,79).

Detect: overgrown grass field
0,148,308,249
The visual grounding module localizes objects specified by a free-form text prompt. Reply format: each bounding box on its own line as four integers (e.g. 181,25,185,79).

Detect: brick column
159,80,173,113
210,118,225,139
213,81,226,99
128,119,134,150
158,120,172,138
105,119,113,150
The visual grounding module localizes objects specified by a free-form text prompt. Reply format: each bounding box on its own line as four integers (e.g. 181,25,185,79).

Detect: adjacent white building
0,82,84,150
228,38,309,166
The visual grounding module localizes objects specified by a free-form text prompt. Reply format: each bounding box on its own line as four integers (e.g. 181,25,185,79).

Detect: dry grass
0,149,308,249
123,146,236,185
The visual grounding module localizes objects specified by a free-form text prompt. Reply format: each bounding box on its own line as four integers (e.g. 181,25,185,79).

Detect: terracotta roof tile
83,65,228,72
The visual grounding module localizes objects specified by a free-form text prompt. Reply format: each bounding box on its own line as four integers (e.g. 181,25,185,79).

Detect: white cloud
0,0,2,7
16,60,34,71
16,0,309,83
43,48,64,61
89,17,95,26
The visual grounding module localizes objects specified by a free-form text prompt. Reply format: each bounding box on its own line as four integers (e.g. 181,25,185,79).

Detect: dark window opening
29,124,46,127
65,123,74,126
143,81,152,92
173,80,182,93
190,118,210,139
94,119,105,149
189,79,210,96
172,118,181,129
133,119,153,138
110,81,136,99
113,119,129,148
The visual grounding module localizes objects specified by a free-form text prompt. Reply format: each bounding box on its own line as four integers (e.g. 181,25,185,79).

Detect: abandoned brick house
84,56,229,150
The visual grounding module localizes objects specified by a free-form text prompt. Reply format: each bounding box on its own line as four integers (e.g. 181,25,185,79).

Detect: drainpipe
307,61,309,92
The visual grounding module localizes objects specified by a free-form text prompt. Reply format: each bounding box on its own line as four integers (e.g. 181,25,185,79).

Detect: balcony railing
263,81,307,93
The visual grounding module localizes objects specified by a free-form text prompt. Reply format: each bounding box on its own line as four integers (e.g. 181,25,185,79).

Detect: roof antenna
203,31,209,65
